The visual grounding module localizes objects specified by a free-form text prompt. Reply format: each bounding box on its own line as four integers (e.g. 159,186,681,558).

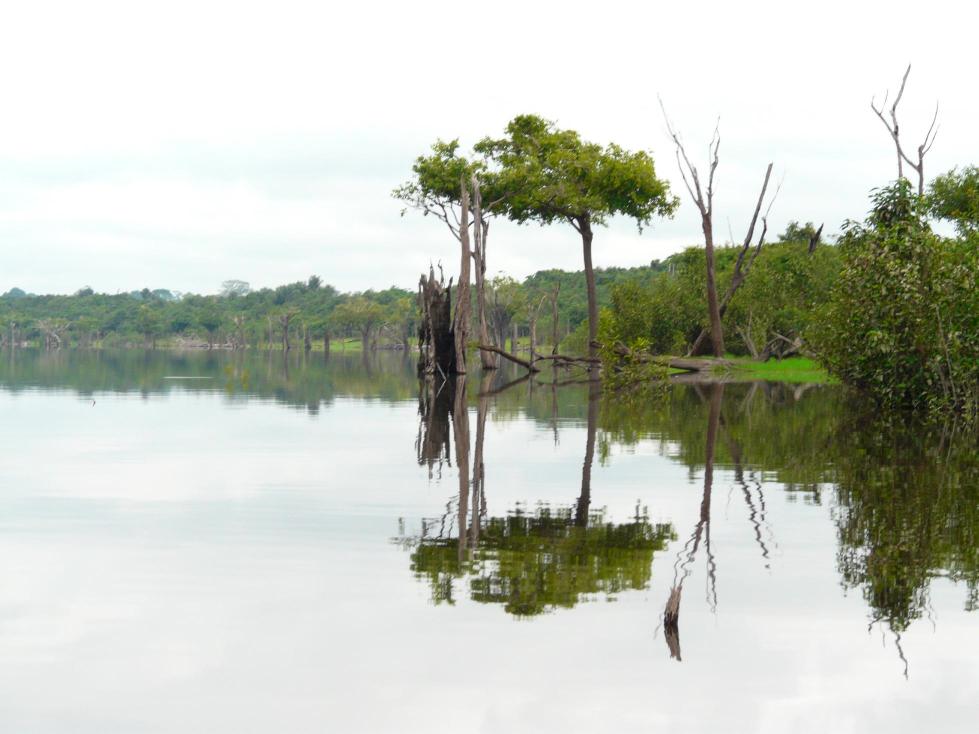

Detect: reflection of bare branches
867,617,911,680
417,378,452,478
550,366,560,447
663,383,723,660
718,391,775,567
752,473,779,558
894,630,909,680
477,372,530,397
739,476,770,567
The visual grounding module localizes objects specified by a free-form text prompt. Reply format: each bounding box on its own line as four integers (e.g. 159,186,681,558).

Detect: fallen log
649,356,733,373
477,344,540,372
532,353,601,366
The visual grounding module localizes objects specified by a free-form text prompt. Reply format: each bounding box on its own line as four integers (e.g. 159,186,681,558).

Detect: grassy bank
724,357,833,384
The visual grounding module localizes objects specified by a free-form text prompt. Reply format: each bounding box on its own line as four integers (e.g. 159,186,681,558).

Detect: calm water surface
0,349,976,733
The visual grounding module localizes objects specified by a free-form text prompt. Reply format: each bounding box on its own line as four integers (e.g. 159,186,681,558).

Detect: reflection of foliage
833,415,979,630
409,505,675,617
0,349,418,410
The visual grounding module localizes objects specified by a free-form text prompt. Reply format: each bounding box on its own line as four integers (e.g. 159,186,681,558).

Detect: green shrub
812,181,979,416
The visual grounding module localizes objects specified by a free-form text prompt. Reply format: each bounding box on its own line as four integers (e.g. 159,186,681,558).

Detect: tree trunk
550,283,561,354
578,215,600,373
418,267,455,376
471,177,496,371
303,323,311,351
510,323,518,355
703,219,725,357
323,331,330,354
454,179,472,374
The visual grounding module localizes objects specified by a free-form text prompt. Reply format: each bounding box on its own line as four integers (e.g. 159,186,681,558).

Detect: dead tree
660,102,725,357
397,168,500,370
549,282,561,354
686,165,778,356
454,178,472,373
37,319,67,349
871,64,939,196
470,176,497,370
278,310,296,351
418,266,455,376
232,315,246,350
807,224,824,255
528,294,548,359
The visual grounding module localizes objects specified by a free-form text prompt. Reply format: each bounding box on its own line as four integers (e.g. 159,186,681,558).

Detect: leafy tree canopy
475,114,678,229
928,165,979,236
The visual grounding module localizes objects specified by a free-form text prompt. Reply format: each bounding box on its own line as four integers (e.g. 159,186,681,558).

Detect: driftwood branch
477,344,540,372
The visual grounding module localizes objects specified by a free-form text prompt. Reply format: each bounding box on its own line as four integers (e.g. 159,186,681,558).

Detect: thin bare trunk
550,282,561,354
471,177,497,370
454,178,472,374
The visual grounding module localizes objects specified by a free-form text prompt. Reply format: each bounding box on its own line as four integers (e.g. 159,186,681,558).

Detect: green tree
779,220,821,243
476,115,677,364
928,165,979,236
220,280,252,298
332,297,386,351
812,181,979,415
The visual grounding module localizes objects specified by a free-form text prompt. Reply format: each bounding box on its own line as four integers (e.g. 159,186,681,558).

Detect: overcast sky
1,0,976,296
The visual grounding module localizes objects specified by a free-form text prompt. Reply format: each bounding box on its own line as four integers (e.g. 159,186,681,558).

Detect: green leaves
813,182,979,417
474,114,678,228
928,165,979,236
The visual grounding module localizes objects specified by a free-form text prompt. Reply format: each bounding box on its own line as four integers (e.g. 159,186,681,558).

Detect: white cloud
0,0,976,294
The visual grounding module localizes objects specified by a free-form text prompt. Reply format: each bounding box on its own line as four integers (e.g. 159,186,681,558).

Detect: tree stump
418,267,456,376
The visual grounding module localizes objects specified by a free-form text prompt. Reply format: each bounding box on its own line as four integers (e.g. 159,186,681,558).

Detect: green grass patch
724,356,834,384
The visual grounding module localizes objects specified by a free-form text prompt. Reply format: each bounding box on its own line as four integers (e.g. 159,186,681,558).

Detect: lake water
0,349,975,733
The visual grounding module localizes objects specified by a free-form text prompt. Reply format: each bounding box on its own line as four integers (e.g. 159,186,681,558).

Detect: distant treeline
0,259,688,352
0,222,833,355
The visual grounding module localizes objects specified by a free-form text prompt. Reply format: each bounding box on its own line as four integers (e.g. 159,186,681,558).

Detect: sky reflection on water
0,350,975,733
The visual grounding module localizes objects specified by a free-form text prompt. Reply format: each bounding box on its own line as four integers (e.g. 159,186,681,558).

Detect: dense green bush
812,181,979,416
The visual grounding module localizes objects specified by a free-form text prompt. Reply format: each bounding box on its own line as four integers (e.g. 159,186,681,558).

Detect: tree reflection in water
406,372,977,674
405,374,675,617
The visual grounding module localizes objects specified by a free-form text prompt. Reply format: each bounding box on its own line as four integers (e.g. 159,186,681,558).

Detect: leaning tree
475,115,677,369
